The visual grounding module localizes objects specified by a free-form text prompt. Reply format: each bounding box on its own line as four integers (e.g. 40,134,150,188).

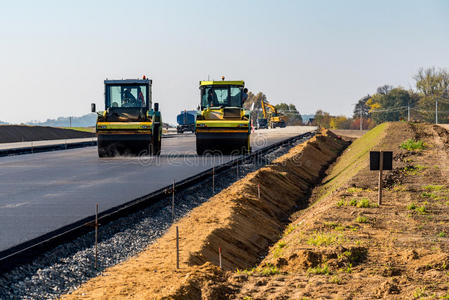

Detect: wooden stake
95,203,98,270
257,184,261,199
176,226,179,269
378,151,383,206
219,247,222,269
212,167,215,194
172,180,175,222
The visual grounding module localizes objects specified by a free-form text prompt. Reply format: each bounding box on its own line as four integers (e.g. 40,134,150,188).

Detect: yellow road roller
195,79,251,155
91,77,162,157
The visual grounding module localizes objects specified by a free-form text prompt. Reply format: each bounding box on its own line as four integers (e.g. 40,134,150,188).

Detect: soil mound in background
0,125,94,144
62,129,348,299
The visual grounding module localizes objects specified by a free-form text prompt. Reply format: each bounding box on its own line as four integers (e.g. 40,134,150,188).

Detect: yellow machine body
195,80,251,155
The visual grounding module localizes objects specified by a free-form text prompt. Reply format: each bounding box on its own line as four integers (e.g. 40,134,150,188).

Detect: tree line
313,67,449,129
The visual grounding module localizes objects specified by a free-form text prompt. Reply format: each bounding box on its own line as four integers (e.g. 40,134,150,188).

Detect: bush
260,264,280,276
357,198,371,208
400,139,425,151
423,184,444,192
307,264,330,275
307,232,343,247
356,216,368,223
407,202,417,210
348,198,358,206
416,205,427,214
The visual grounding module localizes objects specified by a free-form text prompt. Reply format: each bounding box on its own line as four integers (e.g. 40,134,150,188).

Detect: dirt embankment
230,122,449,299
62,130,348,299
0,125,94,143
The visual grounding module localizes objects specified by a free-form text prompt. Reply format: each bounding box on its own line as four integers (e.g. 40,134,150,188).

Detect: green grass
416,205,428,214
284,224,297,236
404,165,427,176
236,264,280,276
348,198,358,206
400,139,425,151
307,263,331,275
356,198,371,208
344,263,353,273
259,264,280,276
356,216,368,223
307,232,343,247
329,275,341,284
314,123,390,203
324,222,340,228
407,202,417,210
340,197,378,208
337,251,352,260
272,240,288,258
392,185,407,192
334,225,346,231
413,287,427,298
346,187,363,194
421,192,438,199
438,232,446,238
423,185,445,192
278,241,287,248
62,127,95,133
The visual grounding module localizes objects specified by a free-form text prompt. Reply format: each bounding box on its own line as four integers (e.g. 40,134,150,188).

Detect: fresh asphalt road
0,126,315,251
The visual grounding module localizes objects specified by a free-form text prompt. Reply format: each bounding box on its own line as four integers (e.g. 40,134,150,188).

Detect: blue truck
176,110,196,133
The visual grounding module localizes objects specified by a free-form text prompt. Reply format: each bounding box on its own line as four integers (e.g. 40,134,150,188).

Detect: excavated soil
229,122,449,299
62,130,348,299
0,125,94,143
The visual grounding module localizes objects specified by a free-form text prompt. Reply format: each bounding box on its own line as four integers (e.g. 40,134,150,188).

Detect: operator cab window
201,85,242,109
107,85,147,108
230,86,242,107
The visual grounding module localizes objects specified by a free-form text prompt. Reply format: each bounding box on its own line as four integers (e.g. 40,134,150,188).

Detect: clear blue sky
0,0,448,124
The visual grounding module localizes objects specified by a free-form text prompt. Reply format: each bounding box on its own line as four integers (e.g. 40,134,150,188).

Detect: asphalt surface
0,126,315,252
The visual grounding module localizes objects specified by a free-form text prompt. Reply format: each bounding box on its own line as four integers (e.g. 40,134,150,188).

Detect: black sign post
370,151,393,206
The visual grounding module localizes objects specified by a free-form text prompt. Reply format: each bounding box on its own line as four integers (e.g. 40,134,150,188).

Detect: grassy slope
313,122,390,203
60,127,96,133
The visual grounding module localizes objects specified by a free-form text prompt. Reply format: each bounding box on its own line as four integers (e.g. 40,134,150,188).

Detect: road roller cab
195,80,251,155
91,77,162,157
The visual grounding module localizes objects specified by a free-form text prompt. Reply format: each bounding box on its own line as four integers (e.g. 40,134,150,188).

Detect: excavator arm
261,100,278,117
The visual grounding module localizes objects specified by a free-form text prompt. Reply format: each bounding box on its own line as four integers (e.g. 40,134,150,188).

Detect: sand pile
62,130,348,299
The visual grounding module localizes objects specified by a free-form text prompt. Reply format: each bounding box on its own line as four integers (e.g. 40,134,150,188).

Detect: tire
98,146,108,157
151,124,161,156
98,139,112,157
196,138,205,155
196,144,205,155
